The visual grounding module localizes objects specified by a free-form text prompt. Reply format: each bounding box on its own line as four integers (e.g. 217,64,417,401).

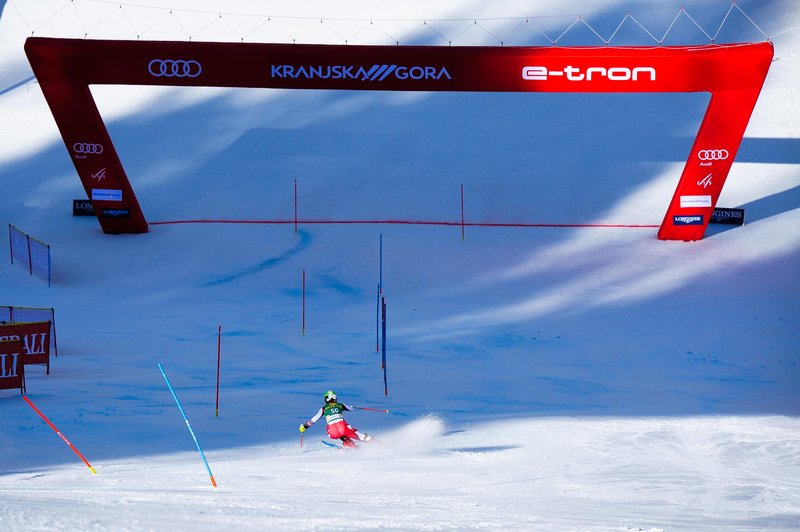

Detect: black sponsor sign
710,207,745,225
101,208,131,219
72,199,94,216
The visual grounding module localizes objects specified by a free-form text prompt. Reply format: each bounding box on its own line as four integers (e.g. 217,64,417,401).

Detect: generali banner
0,321,51,374
0,338,25,393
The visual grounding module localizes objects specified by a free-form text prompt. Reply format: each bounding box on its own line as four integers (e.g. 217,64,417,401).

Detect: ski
321,440,361,450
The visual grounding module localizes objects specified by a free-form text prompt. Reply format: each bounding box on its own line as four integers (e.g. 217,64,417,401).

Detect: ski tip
321,440,347,451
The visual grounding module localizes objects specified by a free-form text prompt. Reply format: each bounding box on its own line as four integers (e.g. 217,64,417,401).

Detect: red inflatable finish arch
25,38,772,240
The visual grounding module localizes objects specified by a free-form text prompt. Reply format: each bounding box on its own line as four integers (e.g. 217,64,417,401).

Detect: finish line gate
25,38,773,241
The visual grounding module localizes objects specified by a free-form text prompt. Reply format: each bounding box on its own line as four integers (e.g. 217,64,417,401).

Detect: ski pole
23,395,97,474
158,363,217,488
353,406,390,413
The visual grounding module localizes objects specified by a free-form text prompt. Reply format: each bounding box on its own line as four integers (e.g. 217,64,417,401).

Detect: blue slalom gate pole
158,362,217,488
376,284,380,352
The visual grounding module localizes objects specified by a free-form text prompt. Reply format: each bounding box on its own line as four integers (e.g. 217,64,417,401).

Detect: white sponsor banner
9,225,29,265
91,189,122,201
680,195,712,208
29,239,50,282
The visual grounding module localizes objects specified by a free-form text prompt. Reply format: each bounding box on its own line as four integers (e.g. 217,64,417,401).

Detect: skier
299,390,373,448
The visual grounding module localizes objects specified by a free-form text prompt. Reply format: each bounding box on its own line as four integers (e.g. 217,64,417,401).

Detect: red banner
0,321,51,375
0,339,25,394
1,306,58,356
24,38,773,240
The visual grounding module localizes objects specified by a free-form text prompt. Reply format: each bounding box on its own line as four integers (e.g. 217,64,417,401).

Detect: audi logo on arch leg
698,149,729,161
73,142,103,154
148,59,202,78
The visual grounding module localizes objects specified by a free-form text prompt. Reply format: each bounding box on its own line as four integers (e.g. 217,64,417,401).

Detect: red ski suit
305,402,367,444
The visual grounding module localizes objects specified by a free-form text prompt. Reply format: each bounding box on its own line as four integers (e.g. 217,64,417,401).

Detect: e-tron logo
698,149,728,161
73,143,103,155
270,64,452,82
522,65,656,82
148,59,202,78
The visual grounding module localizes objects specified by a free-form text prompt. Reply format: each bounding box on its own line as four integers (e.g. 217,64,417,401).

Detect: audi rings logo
73,143,103,155
148,59,202,78
698,149,729,161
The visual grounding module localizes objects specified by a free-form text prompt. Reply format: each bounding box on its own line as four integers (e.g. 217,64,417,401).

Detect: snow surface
1,0,799,530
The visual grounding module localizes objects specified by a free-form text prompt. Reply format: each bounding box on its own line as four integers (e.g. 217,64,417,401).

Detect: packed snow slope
1,0,799,530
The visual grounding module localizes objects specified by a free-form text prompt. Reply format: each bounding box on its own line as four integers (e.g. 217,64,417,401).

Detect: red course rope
149,219,659,229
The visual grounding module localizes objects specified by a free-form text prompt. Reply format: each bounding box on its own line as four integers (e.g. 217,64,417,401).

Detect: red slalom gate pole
215,325,221,417
302,269,306,335
294,178,298,235
460,184,465,241
22,396,97,474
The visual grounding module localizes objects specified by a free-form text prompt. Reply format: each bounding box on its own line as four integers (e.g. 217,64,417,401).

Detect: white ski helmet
324,390,337,402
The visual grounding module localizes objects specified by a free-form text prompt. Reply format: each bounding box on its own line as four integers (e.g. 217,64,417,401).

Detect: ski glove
299,423,307,433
